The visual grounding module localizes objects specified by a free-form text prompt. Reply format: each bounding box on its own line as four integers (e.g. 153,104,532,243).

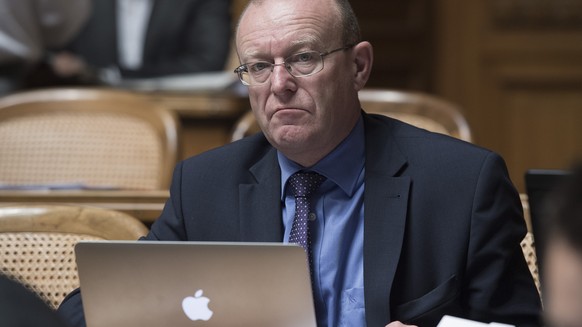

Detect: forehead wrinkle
289,34,320,49
237,3,333,61
239,29,322,62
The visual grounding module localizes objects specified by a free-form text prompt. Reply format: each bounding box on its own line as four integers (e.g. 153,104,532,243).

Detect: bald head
236,0,361,49
233,0,373,166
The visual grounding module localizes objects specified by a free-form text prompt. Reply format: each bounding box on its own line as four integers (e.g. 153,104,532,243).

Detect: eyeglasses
234,45,354,86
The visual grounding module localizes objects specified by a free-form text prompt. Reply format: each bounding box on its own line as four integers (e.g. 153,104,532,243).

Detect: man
59,0,542,326
543,165,582,327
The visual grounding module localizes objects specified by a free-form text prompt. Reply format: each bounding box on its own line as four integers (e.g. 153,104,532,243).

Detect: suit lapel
362,114,410,326
239,147,283,242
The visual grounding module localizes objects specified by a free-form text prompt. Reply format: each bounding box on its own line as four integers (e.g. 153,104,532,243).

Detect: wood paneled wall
349,0,582,191
435,0,582,191
351,1,435,91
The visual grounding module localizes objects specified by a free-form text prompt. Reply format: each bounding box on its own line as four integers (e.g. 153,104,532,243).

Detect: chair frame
358,89,472,142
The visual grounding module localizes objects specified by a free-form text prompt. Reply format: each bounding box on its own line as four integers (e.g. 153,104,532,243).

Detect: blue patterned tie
288,172,325,258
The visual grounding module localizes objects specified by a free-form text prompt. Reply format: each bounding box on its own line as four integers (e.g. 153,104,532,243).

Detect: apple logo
182,289,214,321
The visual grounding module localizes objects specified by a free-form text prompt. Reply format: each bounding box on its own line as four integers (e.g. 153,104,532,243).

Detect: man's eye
250,62,270,72
293,52,315,63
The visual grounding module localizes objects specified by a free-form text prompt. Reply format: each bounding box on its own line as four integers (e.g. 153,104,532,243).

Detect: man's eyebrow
289,35,320,49
239,35,322,61
241,48,261,61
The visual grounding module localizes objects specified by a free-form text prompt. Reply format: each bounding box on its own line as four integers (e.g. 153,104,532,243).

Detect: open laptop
75,241,317,327
524,169,570,280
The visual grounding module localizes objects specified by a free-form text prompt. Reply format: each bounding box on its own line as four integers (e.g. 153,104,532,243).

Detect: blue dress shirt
278,117,366,327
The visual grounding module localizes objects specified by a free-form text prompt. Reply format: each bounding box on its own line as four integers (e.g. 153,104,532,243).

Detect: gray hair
334,0,361,45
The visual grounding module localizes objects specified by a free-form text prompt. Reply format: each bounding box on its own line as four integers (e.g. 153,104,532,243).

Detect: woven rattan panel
521,232,541,295
0,232,103,309
0,112,162,190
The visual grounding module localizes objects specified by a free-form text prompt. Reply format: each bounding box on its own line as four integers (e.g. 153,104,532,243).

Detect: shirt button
308,212,317,221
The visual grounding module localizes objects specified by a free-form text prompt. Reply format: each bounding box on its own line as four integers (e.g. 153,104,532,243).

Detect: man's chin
269,126,310,144
267,128,313,151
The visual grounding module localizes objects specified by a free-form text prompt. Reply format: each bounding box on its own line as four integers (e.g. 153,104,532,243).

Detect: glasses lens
287,51,322,77
235,67,250,85
246,62,272,84
236,49,329,85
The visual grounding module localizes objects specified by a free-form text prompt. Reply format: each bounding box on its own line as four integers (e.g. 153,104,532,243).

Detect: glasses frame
234,44,355,86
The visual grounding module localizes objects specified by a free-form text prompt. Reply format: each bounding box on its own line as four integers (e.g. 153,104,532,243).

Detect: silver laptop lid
75,241,317,327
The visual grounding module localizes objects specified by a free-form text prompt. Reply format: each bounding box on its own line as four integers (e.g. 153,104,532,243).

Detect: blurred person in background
543,164,582,327
0,273,70,327
0,0,89,94
50,0,232,85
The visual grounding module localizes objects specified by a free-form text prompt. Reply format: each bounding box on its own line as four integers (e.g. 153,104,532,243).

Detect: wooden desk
0,190,169,225
144,90,251,159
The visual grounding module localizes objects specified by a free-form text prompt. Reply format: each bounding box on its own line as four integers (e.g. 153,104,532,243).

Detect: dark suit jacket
64,0,231,78
59,113,542,327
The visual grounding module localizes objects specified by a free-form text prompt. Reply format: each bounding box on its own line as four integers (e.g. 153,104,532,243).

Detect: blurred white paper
437,315,514,327
101,71,238,92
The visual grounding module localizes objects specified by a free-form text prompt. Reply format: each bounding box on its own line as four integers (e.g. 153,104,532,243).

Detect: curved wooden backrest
0,88,179,190
0,204,149,308
231,89,472,142
358,89,472,142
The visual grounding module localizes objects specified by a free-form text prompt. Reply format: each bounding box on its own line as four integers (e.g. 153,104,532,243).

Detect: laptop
75,241,317,327
524,169,570,280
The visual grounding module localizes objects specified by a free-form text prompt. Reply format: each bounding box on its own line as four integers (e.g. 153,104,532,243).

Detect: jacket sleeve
464,152,542,326
57,288,85,327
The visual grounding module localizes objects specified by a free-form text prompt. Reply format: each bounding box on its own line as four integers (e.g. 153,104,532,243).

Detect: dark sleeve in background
0,274,71,327
129,0,232,77
65,0,232,78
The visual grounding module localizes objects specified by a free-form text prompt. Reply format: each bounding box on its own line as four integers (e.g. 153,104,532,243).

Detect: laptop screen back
525,169,570,280
75,241,317,327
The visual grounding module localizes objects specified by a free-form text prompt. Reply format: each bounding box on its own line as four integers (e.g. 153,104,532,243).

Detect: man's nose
270,64,296,93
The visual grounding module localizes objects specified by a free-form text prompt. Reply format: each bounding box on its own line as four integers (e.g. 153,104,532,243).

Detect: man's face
236,0,363,166
544,237,582,327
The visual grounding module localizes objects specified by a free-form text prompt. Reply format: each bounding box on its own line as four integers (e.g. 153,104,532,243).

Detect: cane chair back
0,88,179,190
520,194,541,295
0,204,148,309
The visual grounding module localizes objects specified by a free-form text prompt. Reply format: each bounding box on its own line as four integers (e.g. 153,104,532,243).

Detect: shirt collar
278,116,365,199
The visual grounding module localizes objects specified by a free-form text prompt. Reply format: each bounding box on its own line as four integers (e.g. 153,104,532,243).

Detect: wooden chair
230,89,472,142
358,89,472,142
0,204,149,309
0,88,179,190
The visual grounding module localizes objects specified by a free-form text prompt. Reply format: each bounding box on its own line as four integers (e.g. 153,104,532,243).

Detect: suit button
308,212,317,221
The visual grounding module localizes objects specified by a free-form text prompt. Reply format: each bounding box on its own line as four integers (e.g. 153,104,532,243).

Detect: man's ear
352,41,373,91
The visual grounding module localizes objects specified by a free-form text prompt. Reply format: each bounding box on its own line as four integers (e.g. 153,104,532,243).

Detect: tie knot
288,172,325,198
